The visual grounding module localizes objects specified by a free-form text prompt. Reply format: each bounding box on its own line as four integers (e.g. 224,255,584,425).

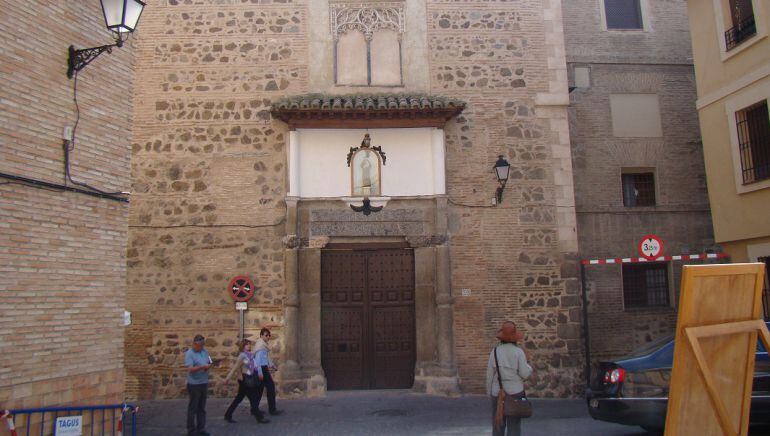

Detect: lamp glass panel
495,165,510,182
101,0,125,28
123,0,145,31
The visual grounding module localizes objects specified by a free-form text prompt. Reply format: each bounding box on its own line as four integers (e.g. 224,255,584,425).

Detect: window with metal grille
622,172,656,206
605,0,643,30
736,100,770,184
623,263,669,308
725,0,756,51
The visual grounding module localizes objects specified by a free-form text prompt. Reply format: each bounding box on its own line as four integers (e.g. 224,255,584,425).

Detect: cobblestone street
137,390,651,436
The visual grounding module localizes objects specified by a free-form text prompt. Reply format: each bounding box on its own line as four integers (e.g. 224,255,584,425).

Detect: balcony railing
725,15,757,51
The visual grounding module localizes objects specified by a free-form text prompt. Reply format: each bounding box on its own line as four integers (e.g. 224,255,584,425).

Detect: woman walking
254,328,284,416
486,321,533,436
223,338,270,424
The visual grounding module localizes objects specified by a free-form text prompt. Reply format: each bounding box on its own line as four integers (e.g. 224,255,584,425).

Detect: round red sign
228,275,254,302
638,234,664,261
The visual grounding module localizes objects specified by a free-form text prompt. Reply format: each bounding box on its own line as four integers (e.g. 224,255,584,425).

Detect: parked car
586,322,770,433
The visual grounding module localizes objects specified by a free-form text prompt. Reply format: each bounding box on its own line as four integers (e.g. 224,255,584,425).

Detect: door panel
321,248,415,390
322,307,364,389
371,305,415,388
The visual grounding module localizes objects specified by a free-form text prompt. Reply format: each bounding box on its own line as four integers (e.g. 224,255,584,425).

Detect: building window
725,0,756,50
623,263,669,308
609,94,662,137
604,0,643,30
622,172,656,206
331,3,404,86
736,100,770,184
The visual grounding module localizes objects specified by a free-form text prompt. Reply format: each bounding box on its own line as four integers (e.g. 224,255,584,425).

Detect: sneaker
269,410,284,416
224,416,237,423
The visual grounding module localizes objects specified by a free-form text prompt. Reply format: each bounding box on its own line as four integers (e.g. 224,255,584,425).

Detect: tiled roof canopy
271,94,466,129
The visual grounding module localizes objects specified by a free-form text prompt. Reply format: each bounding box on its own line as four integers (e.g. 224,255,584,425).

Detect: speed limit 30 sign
638,234,664,261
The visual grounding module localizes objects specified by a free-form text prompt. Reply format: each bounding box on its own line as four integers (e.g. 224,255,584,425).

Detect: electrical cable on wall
65,70,128,199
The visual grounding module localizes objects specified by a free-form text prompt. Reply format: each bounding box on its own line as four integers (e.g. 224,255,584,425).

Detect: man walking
185,334,212,436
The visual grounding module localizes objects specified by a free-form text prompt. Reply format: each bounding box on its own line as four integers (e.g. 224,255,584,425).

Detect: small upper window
736,100,770,184
622,172,656,207
604,0,643,30
331,3,404,86
725,0,756,51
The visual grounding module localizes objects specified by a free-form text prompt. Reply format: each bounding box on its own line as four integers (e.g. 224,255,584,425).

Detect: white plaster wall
296,128,438,197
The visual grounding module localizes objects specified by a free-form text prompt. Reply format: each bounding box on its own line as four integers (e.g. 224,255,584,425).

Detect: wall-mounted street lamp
67,0,146,79
493,155,511,204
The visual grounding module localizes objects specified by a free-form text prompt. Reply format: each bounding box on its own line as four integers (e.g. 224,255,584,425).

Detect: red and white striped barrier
1,410,18,436
581,252,729,265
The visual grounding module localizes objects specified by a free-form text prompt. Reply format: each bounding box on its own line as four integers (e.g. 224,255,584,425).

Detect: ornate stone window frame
330,2,405,86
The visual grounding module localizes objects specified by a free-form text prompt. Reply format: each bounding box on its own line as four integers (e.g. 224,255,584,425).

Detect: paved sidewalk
136,390,652,436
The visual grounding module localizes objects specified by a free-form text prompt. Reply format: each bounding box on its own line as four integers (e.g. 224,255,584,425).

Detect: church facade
126,0,582,399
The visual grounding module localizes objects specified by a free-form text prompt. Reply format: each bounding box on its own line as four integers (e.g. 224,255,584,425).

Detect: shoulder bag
494,346,533,419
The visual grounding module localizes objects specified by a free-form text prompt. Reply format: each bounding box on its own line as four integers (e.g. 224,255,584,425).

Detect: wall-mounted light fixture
493,155,511,204
67,0,146,79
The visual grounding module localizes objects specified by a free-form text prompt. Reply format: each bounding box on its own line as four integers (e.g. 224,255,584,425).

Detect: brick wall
428,0,582,396
563,0,715,362
0,1,133,409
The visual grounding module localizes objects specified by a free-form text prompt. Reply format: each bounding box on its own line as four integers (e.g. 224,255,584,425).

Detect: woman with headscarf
486,321,533,436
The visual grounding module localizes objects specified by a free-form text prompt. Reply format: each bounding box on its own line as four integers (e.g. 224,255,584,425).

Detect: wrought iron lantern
67,0,146,79
493,155,511,204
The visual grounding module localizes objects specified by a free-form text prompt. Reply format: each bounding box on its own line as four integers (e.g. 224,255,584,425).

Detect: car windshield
624,334,674,359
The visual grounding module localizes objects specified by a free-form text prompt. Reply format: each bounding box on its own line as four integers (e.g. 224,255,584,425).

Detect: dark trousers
491,396,522,436
256,366,277,413
224,379,264,419
187,383,207,434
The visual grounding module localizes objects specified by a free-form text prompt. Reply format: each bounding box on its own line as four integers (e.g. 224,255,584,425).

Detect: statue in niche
352,149,380,196
350,133,382,196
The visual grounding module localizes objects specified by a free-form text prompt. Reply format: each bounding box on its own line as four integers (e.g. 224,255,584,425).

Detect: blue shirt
185,348,211,385
254,349,273,376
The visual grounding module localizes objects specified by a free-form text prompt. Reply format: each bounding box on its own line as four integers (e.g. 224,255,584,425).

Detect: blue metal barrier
2,404,137,436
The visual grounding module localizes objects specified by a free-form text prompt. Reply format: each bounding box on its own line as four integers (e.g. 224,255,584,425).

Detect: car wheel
640,426,663,435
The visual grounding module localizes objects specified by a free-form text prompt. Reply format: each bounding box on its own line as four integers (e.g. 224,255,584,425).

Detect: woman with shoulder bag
486,321,533,436
223,338,270,424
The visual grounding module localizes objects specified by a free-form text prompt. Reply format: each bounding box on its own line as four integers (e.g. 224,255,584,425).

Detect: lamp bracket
67,38,123,79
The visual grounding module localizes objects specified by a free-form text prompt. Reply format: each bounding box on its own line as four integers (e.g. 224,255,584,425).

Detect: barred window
736,100,770,184
622,172,656,207
623,263,669,308
725,0,757,50
605,0,643,30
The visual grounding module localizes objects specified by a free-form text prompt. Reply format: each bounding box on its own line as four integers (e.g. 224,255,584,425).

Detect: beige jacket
486,343,532,396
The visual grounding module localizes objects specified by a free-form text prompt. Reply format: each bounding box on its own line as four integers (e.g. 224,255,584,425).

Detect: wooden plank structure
665,263,769,436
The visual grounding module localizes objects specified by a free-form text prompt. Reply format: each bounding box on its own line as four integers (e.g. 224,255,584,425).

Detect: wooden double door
321,248,415,390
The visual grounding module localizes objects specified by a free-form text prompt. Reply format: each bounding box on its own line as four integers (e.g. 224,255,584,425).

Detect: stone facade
0,0,134,414
126,0,307,401
563,0,715,362
126,0,583,400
